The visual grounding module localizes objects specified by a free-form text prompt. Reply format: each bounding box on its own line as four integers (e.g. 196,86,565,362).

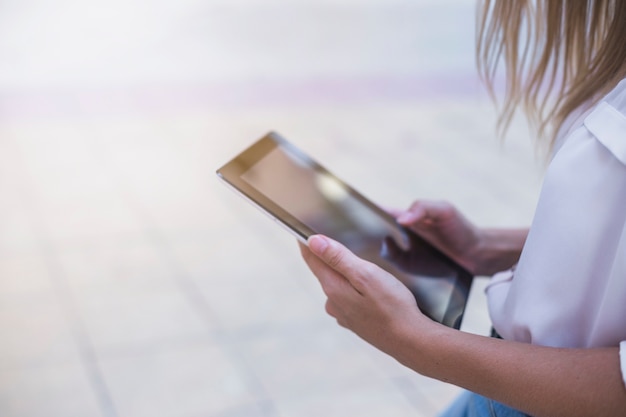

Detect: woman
299,1,626,416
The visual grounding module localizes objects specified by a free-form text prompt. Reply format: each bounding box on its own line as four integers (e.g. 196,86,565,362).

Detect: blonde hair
477,0,626,151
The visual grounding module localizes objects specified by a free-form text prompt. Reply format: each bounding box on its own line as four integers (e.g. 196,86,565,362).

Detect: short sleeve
619,340,626,388
584,101,626,165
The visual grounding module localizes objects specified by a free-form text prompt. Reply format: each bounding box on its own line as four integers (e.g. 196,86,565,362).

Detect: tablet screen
217,132,473,328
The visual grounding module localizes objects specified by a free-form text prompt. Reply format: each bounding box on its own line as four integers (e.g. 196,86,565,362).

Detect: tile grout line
41,243,120,417
7,133,120,417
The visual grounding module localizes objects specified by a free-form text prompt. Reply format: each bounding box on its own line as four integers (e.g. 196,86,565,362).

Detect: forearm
394,323,626,417
472,228,528,275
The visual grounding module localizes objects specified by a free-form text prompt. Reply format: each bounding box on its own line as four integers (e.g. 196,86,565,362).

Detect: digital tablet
216,132,473,329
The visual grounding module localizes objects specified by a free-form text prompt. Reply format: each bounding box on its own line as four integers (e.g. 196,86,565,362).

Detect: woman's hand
392,200,527,276
299,235,434,357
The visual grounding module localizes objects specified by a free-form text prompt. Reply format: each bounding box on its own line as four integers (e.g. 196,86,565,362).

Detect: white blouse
486,78,626,389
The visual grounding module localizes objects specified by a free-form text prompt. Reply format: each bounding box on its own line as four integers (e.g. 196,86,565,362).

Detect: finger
397,202,428,225
325,299,348,328
308,235,375,294
300,238,361,298
397,200,452,226
325,298,339,318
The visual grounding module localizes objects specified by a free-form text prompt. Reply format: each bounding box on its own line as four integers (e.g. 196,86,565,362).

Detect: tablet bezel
217,133,318,243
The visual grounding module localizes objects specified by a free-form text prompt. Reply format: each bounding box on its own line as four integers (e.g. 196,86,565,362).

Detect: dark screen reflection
241,145,469,328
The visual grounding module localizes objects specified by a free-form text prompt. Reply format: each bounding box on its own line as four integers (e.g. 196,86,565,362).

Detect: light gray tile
201,280,323,332
237,324,385,400
187,400,275,417
0,137,42,254
99,343,261,417
53,239,216,354
89,121,226,235
0,292,79,370
56,239,178,290
0,254,52,296
10,123,145,243
0,200,41,254
72,283,213,356
0,361,105,417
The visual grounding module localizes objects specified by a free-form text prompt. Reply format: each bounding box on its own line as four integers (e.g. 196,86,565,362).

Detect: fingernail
308,235,328,254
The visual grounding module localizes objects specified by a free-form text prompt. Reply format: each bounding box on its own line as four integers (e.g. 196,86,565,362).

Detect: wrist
471,228,528,276
390,316,449,373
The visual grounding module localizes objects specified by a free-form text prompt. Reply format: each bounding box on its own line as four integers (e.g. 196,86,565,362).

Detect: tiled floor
0,1,544,416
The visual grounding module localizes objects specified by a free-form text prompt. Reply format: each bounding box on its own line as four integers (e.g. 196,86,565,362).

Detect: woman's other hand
392,200,527,276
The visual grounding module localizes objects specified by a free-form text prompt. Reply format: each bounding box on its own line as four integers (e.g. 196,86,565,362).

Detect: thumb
307,235,370,294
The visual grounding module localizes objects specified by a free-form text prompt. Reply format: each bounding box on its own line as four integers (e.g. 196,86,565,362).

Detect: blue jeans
438,391,530,417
